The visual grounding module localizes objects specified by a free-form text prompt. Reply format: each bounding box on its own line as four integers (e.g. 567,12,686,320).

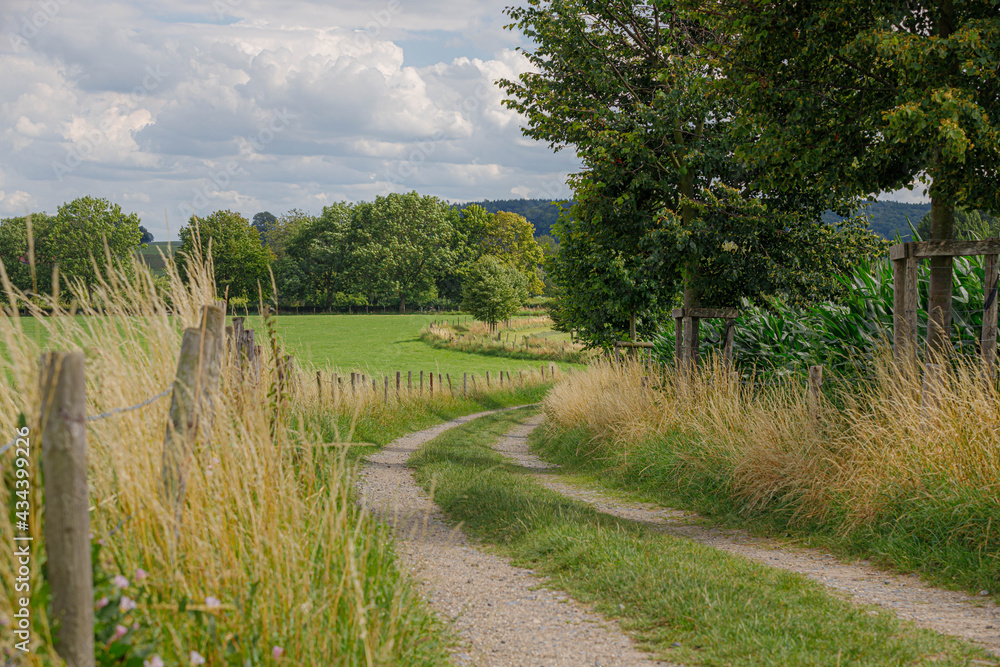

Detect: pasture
237,312,584,376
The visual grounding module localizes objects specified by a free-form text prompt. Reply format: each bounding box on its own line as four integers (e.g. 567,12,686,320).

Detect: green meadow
8,312,583,378
240,312,583,376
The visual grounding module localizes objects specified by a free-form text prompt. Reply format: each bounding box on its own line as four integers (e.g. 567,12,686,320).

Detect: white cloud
0,0,578,239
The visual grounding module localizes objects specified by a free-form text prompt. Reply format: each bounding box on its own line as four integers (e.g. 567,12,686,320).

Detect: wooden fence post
550,363,556,379
396,371,401,395
162,327,208,521
983,253,998,377
384,376,389,405
39,351,95,666
463,372,467,396
420,370,424,395
486,371,491,387
351,372,356,393
430,371,434,396
808,365,823,423
446,373,452,396
316,371,323,402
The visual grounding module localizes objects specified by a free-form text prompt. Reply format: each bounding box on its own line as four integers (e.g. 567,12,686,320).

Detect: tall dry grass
543,356,1000,590
424,318,589,364
0,250,449,664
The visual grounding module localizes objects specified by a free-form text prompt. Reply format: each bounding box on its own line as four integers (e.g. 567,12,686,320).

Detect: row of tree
0,197,151,296
502,0,999,350
181,192,543,315
0,192,545,326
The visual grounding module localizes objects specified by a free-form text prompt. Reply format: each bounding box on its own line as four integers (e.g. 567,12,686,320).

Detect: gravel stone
358,409,668,666
492,414,1000,658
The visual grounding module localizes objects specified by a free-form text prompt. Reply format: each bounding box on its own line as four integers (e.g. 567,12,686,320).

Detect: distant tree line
0,192,548,316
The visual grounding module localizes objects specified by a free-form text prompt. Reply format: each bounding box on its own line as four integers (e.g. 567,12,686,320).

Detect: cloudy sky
1,0,925,241
0,0,584,240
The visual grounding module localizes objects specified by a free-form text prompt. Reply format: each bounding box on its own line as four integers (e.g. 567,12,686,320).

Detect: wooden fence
28,308,560,663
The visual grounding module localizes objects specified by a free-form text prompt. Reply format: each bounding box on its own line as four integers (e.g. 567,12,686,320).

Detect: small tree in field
462,255,529,332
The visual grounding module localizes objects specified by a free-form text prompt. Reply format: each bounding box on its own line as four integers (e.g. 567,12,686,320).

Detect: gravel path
357,408,667,666
493,414,1000,658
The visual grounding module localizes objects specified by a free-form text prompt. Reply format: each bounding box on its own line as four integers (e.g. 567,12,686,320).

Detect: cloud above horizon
0,0,580,239
0,0,927,241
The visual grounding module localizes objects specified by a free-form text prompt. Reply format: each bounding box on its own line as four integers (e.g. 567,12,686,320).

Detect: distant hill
822,201,931,241
456,198,573,237
461,197,931,242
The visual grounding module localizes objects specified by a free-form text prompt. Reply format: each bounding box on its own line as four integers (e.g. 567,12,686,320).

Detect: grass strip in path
410,409,995,666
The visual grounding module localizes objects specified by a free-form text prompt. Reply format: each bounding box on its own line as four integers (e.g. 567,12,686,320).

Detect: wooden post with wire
890,240,1000,374
39,350,95,666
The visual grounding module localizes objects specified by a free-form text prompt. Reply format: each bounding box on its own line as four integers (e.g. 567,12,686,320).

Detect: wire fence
0,386,171,457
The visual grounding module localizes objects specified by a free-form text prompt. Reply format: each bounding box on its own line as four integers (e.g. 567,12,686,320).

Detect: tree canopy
178,210,273,300
462,255,530,331
723,0,1000,353
500,0,887,347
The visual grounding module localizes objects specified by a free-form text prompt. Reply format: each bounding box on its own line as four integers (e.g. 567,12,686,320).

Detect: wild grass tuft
540,356,1000,595
0,244,545,663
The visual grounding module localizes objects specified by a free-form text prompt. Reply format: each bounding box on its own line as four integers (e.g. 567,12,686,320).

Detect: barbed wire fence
0,387,172,458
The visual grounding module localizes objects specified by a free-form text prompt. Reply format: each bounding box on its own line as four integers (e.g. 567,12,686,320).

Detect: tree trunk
926,194,955,357
400,293,406,313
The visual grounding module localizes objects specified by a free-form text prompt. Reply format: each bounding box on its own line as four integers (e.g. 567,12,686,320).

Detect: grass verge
421,320,589,365
539,359,1000,598
410,408,994,666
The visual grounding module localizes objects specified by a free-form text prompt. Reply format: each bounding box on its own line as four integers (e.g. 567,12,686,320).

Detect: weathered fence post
463,372,467,396
983,253,998,377
486,371,491,387
420,370,424,395
384,376,389,405
317,371,323,402
39,351,95,666
351,372,356,394
396,371,401,395
550,363,556,379
808,365,824,423
446,373,453,396
162,322,217,522
429,371,434,396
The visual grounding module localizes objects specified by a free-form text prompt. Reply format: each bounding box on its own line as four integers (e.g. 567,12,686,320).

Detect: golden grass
424,317,590,364
0,250,456,664
544,355,1000,532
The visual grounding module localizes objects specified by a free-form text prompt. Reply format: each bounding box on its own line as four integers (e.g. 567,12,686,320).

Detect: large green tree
457,205,546,294
349,192,460,312
462,255,530,331
724,0,1000,354
43,197,144,291
178,210,273,299
501,0,884,348
277,203,354,308
0,213,53,295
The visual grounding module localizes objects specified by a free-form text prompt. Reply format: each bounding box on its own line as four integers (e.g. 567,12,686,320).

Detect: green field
6,312,581,377
236,313,583,376
135,241,178,273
